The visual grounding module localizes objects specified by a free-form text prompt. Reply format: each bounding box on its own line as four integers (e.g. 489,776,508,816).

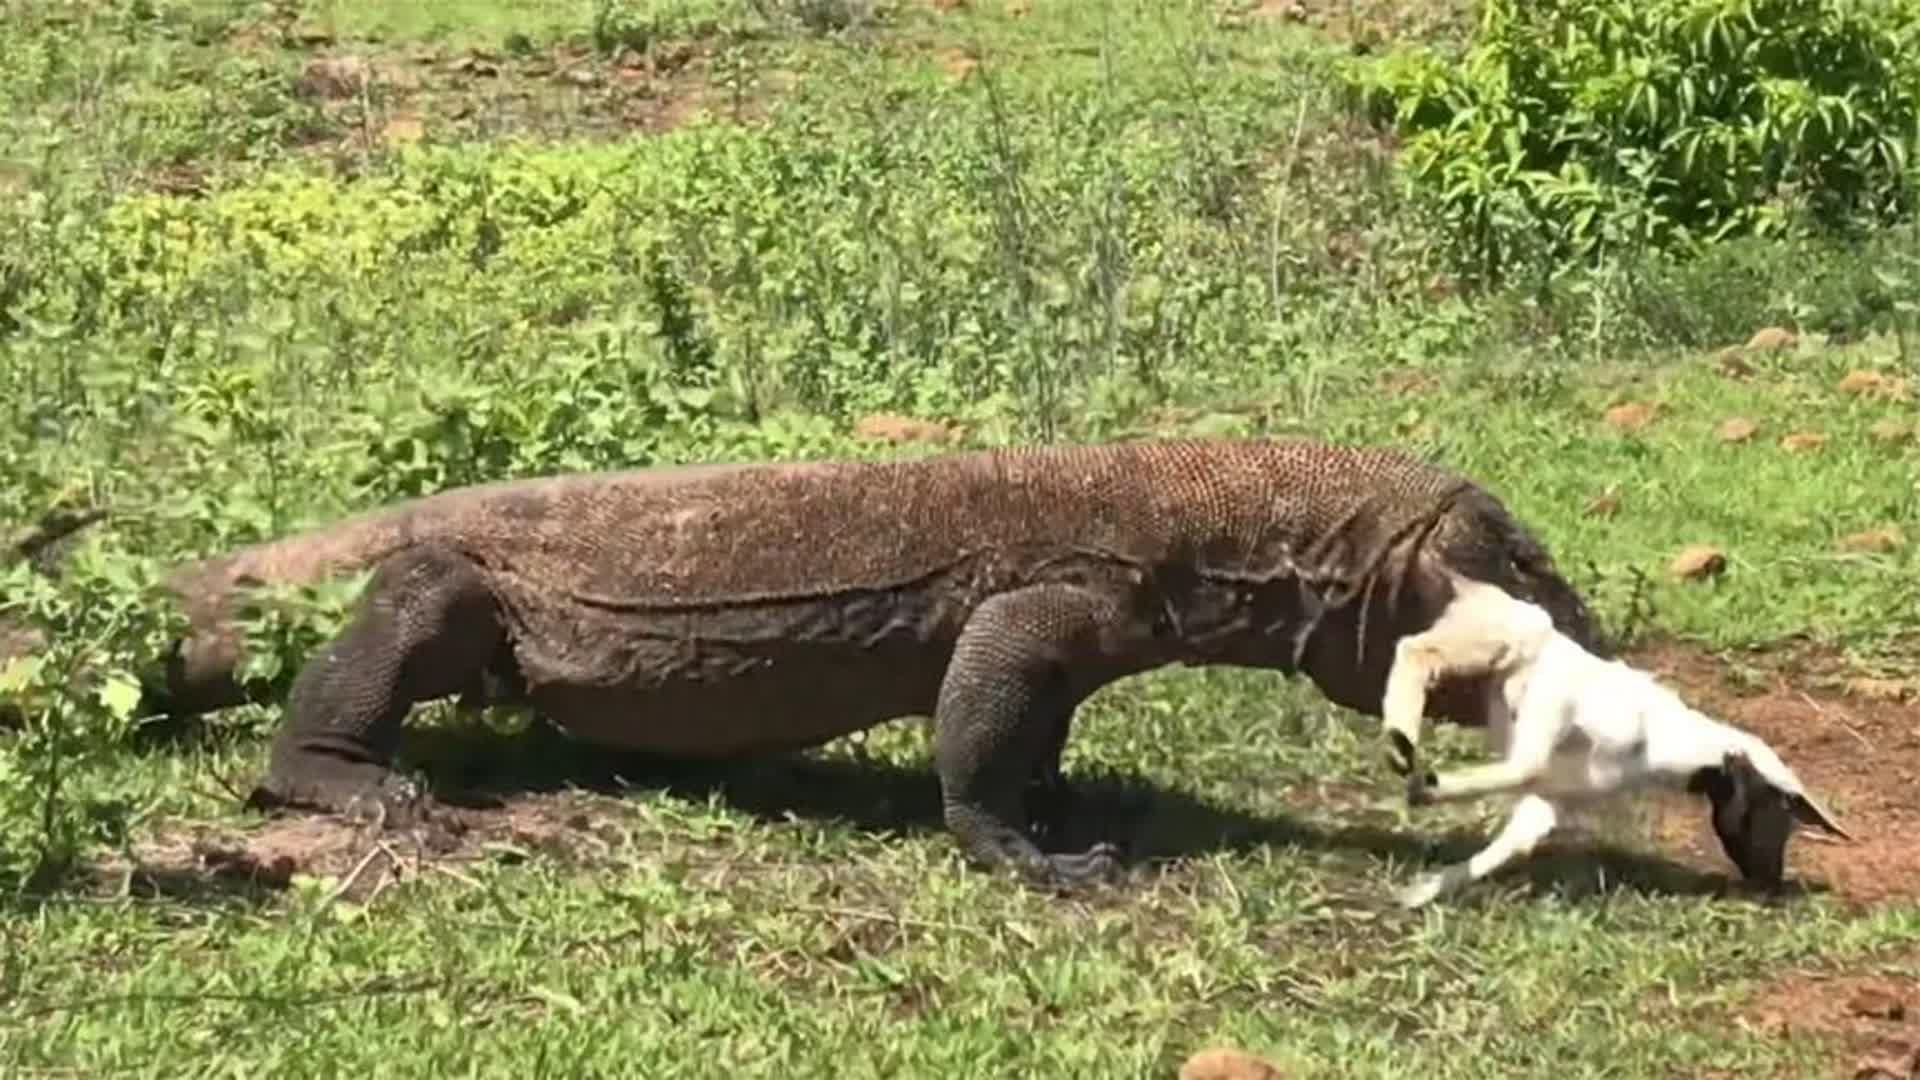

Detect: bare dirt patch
206,6,763,174
96,791,637,905
1227,0,1478,48
1630,641,1920,910
1722,956,1920,1080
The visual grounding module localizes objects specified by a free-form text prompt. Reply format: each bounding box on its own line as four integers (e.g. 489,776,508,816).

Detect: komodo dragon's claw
245,761,434,831
1024,841,1126,892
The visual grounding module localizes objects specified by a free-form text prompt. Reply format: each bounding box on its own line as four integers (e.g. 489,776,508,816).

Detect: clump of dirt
1668,545,1727,581
1746,326,1800,353
1838,370,1913,403
1603,400,1659,431
1780,430,1829,453
1718,417,1760,443
95,791,634,905
1837,527,1906,555
1179,1046,1289,1080
1631,642,1920,909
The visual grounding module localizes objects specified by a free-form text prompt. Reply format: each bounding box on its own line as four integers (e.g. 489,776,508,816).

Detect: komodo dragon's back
159,439,1596,719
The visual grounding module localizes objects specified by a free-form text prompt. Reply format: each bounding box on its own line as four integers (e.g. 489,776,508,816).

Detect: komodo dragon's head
1295,479,1605,730
1426,484,1605,657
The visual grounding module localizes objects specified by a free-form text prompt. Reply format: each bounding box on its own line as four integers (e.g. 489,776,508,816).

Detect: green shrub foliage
1347,0,1920,281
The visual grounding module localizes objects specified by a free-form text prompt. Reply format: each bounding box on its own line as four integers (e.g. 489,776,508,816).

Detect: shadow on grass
41,709,1816,912
389,716,1791,909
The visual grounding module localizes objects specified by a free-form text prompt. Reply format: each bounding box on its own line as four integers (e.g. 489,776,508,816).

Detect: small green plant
589,0,736,54
0,543,181,892
1348,0,1920,284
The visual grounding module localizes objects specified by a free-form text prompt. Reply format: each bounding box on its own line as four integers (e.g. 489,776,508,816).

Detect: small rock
1604,401,1658,430
852,413,957,445
1716,347,1756,378
933,47,978,82
1780,431,1827,453
1179,1047,1287,1080
1838,369,1914,402
1836,527,1905,554
1848,987,1909,1022
296,55,369,100
1847,677,1913,703
560,66,600,87
1669,545,1727,581
1745,326,1798,353
1869,419,1912,445
1717,417,1759,443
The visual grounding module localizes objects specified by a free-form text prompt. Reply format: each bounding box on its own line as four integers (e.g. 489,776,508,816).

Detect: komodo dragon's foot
1036,837,1121,887
952,811,1126,893
246,755,432,831
1021,842,1126,893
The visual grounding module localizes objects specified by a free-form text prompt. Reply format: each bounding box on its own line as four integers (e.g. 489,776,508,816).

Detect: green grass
305,0,600,49
2,0,1918,1075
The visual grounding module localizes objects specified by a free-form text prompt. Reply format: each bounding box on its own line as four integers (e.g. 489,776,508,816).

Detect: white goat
1377,573,1850,909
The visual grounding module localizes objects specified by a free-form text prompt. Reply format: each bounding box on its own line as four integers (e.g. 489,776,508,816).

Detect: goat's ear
1787,792,1851,841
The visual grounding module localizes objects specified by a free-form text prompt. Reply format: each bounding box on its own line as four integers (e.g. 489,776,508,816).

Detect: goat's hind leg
1398,793,1561,909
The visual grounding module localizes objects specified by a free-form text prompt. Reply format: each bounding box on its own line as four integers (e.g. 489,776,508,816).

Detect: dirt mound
1631,642,1920,909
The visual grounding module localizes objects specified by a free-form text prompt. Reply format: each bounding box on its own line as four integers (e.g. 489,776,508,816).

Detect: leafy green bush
1347,0,1920,282
0,544,181,892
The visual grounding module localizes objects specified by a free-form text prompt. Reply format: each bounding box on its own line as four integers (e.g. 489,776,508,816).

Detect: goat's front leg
1382,585,1524,778
1407,692,1556,808
1397,793,1560,909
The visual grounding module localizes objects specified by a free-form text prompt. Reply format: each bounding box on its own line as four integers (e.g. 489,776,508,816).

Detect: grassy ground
2,0,1918,1076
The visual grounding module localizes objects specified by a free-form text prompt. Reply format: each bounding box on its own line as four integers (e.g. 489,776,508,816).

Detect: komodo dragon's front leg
934,584,1129,890
245,545,507,820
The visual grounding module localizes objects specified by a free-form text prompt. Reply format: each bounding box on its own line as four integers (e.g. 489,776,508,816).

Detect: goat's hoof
1385,730,1416,776
1396,873,1447,910
1404,769,1438,807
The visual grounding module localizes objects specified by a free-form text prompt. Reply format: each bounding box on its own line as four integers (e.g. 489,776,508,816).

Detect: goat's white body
1382,575,1829,908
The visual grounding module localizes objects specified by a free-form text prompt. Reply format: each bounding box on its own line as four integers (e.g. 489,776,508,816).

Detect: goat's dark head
1687,749,1849,887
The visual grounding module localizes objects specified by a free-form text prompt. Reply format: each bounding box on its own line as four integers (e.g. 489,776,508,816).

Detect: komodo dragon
7,439,1602,888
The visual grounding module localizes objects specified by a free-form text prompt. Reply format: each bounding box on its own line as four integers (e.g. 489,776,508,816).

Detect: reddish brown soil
1720,959,1920,1080
1629,641,1920,910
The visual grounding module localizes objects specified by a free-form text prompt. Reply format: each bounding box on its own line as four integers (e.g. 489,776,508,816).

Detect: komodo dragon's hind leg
934,585,1126,891
246,545,507,823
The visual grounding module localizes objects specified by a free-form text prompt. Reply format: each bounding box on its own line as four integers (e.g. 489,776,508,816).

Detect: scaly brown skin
8,440,1603,890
